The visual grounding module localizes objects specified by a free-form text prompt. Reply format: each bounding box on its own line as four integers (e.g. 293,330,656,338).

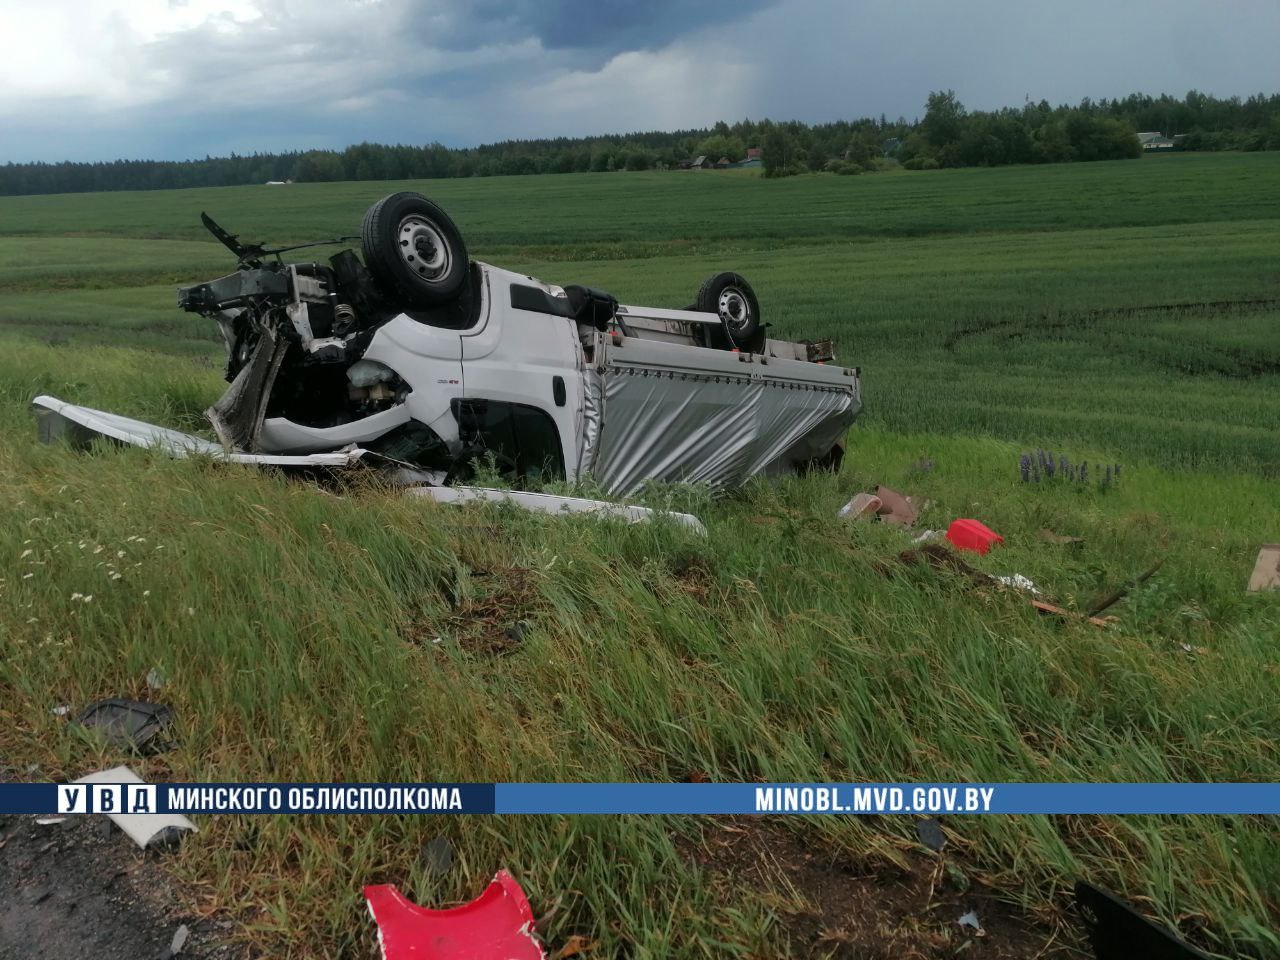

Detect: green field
2,154,1279,958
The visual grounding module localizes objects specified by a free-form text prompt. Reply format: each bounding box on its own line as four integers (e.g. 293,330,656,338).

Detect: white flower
116,550,126,559
20,549,32,559
143,590,151,597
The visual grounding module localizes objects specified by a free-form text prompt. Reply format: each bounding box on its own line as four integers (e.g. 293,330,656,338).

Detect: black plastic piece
74,698,174,755
200,211,266,266
510,283,574,318
563,284,618,330
1075,882,1213,960
178,267,289,313
552,375,566,407
509,282,617,331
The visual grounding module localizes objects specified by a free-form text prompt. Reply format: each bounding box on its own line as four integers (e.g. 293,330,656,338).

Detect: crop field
1,153,1279,958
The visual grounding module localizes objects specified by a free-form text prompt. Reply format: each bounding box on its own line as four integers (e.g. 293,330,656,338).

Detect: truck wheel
361,192,468,308
696,272,763,351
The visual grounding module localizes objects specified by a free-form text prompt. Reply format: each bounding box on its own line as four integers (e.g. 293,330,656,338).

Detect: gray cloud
1,0,1278,162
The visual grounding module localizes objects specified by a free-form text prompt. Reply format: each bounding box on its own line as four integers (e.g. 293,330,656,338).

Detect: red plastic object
364,870,545,960
946,519,1004,555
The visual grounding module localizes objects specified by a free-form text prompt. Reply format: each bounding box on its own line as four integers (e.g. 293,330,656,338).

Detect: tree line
3,90,1279,196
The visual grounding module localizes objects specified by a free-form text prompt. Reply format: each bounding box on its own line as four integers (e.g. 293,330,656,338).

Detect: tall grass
1,155,1279,957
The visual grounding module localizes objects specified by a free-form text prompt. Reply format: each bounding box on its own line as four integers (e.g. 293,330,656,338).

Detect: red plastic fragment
945,519,1004,555
364,870,545,960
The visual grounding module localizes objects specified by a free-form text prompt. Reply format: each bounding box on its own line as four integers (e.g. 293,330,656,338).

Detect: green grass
1,154,1279,958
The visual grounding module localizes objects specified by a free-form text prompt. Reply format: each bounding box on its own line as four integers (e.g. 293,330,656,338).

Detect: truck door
457,268,584,482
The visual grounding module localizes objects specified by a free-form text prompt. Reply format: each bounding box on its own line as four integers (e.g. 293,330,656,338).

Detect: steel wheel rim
398,215,451,282
718,286,750,331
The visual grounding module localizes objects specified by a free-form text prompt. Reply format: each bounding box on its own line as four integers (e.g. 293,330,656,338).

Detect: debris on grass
957,910,985,935
419,835,454,876
145,666,168,691
74,698,174,754
836,492,881,520
874,485,922,527
364,870,545,960
1031,600,1116,629
409,486,707,534
1086,559,1165,617
1247,544,1280,593
1075,881,1212,960
836,485,924,526
945,519,1003,555
994,573,1041,595
915,817,946,853
71,765,197,850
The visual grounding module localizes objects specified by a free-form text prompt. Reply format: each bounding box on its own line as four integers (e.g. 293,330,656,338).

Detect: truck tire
695,272,763,351
361,193,468,308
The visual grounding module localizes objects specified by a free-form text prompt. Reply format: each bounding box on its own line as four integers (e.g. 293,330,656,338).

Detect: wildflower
143,590,151,597
110,572,122,581
20,549,33,559
116,550,126,559
1018,454,1031,483
22,573,33,580
93,545,103,555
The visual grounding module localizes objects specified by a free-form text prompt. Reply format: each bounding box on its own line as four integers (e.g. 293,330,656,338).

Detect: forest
3,89,1279,195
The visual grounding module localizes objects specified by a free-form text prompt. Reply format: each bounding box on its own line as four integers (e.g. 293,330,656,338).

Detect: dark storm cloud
2,0,1279,163
457,0,775,52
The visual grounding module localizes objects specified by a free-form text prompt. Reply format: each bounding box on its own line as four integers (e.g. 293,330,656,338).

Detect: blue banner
2,782,1278,816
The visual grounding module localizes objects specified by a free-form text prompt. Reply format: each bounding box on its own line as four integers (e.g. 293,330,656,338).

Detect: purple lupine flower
1019,454,1031,483
1079,461,1089,484
1044,451,1056,478
1114,463,1121,480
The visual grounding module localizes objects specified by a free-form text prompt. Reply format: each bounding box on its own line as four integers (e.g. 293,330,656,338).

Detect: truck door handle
552,376,566,407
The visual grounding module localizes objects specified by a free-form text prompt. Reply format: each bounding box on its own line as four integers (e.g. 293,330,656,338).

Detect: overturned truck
36,193,861,496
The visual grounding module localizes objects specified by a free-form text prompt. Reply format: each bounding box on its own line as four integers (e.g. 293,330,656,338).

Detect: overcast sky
2,0,1278,163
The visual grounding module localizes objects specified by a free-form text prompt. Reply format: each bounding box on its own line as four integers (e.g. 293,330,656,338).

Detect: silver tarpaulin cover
588,365,857,495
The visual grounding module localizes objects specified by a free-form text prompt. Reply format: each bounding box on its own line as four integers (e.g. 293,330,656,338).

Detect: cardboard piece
1247,544,1280,593
874,486,921,527
837,493,882,520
